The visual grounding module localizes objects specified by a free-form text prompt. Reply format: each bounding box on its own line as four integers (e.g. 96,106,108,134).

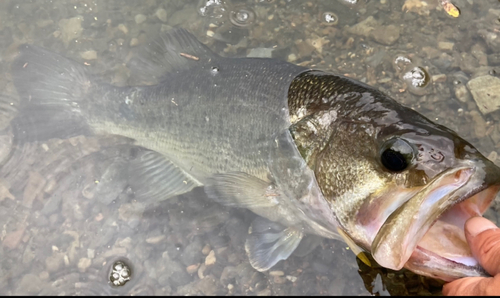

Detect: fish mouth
371,160,500,281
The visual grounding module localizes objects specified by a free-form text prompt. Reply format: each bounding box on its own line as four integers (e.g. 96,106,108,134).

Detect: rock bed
1,0,500,295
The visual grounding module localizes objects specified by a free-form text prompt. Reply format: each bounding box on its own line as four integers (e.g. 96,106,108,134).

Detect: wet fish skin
8,28,500,281
287,71,500,280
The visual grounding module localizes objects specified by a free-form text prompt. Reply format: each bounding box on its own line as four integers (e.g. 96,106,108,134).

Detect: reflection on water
1,0,500,295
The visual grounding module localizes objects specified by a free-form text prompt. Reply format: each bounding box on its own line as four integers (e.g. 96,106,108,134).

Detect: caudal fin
11,44,92,142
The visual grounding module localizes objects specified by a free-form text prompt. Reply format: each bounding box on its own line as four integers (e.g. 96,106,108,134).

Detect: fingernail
465,216,498,238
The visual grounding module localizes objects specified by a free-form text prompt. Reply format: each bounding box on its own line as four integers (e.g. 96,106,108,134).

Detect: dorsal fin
128,28,218,85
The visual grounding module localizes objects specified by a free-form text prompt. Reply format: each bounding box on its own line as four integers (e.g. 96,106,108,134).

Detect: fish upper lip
371,160,500,274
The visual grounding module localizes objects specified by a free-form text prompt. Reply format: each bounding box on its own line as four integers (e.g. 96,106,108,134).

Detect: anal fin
245,217,303,272
126,150,201,203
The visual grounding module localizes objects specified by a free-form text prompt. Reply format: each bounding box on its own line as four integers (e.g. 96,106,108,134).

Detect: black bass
8,28,500,282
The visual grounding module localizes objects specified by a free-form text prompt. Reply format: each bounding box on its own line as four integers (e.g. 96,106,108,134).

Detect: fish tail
10,44,93,142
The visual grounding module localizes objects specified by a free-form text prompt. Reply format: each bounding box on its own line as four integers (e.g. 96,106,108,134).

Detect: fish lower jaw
403,184,500,281
404,246,487,282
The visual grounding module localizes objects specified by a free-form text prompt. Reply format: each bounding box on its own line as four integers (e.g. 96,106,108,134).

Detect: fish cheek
313,129,382,209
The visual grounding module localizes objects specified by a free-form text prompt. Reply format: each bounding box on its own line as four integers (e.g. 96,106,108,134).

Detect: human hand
443,216,500,296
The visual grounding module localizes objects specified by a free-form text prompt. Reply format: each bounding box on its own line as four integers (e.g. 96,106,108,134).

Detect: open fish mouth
371,161,500,281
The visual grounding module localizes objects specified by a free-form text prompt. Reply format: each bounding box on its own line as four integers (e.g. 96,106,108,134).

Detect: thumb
464,216,500,276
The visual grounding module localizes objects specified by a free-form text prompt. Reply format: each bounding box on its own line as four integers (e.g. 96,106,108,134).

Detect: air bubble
109,260,131,287
197,0,229,18
320,12,338,26
229,6,256,27
402,66,431,96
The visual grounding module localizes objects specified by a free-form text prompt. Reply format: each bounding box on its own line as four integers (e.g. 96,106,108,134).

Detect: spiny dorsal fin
128,28,218,85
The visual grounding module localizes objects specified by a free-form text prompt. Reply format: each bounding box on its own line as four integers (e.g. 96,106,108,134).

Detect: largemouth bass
8,28,500,282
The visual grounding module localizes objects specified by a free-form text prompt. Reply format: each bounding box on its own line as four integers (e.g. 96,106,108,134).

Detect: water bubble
229,6,256,27
121,269,130,278
320,12,338,26
114,263,123,271
402,66,431,96
109,260,132,287
393,55,412,71
197,0,229,18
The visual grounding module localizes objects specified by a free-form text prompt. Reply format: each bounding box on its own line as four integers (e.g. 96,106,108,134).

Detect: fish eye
380,138,415,172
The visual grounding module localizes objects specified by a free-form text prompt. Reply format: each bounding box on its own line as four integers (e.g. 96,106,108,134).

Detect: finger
443,275,500,296
464,216,500,276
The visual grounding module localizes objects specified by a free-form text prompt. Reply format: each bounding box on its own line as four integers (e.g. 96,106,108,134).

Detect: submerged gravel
1,0,500,296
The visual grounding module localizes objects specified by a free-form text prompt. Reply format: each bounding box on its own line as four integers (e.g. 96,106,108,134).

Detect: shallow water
1,0,500,295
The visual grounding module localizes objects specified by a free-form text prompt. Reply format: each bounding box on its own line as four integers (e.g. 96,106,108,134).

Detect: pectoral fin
245,217,303,272
127,149,201,203
204,172,280,209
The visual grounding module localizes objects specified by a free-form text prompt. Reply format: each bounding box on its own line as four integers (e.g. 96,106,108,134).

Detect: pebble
81,50,97,60
186,263,200,274
220,266,238,285
269,270,284,277
198,263,206,279
467,75,500,114
257,288,272,296
101,246,127,259
22,171,45,208
41,193,62,215
0,133,12,165
431,74,447,83
117,23,128,34
205,250,216,266
438,41,454,51
145,235,166,244
454,84,471,103
58,16,83,45
180,237,203,266
0,180,15,202
130,38,139,47
295,40,315,57
247,47,274,58
470,110,487,138
38,271,49,281
273,276,286,284
87,248,95,259
2,227,25,249
135,14,147,24
201,244,211,255
487,151,498,162
156,8,168,22
15,274,43,295
346,16,377,37
372,24,400,45
77,257,92,272
488,53,500,65
45,252,64,273
286,275,297,282
116,237,132,248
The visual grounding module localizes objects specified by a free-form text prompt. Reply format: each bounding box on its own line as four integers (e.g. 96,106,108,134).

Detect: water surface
1,0,500,295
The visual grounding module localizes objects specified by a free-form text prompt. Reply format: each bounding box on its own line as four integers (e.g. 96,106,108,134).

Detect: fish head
312,100,500,281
